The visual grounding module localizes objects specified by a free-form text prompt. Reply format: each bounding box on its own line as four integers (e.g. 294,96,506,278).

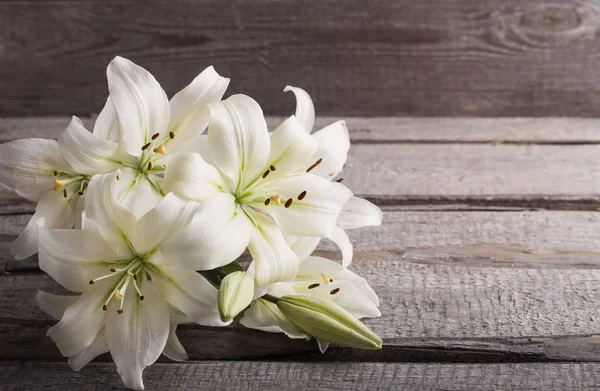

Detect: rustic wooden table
2,116,600,390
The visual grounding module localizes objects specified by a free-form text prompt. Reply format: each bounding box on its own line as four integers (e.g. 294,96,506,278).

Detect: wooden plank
3,361,600,390
4,251,600,362
4,117,600,144
8,209,600,271
3,1,600,116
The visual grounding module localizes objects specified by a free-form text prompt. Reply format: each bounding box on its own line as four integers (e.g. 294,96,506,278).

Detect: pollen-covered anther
53,170,58,176
140,296,145,301
117,309,124,314
153,144,166,155
306,158,323,173
148,162,153,171
298,191,307,200
284,198,293,208
270,165,276,171
330,288,340,295
169,131,175,139
141,142,152,151
133,273,138,281
89,279,95,285
102,305,108,311
53,178,65,191
151,133,160,140
335,178,343,183
264,198,271,206
308,283,320,289
63,189,68,198
262,169,270,178
78,191,84,196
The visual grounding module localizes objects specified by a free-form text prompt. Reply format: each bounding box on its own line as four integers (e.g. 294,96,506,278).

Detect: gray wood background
3,1,600,390
2,0,600,117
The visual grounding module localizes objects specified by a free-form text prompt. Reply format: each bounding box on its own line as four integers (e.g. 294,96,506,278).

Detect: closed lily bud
218,271,255,322
276,295,382,350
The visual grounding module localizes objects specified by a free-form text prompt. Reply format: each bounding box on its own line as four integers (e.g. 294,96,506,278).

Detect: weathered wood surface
3,362,600,391
2,117,600,389
4,1,600,116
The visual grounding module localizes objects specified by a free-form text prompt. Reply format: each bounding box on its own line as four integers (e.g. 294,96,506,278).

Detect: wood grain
4,251,600,363
3,361,600,391
5,117,600,144
3,1,600,116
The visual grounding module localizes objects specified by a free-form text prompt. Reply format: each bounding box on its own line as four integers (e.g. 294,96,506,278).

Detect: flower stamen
308,283,320,289
330,288,340,295
298,191,307,200
284,198,293,208
306,158,323,173
270,165,276,171
335,178,343,183
151,133,160,140
264,198,271,206
141,142,152,151
262,169,270,178
169,131,175,139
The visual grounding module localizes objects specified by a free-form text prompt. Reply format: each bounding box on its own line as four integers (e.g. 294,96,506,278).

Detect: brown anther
110,268,116,272
53,171,58,176
147,162,153,171
335,178,344,183
153,144,166,155
151,133,160,140
133,273,138,281
284,198,293,208
89,280,94,285
103,305,108,311
141,142,152,151
116,174,120,180
270,165,276,171
78,191,84,196
140,296,145,301
308,283,320,289
262,170,270,178
117,309,124,314
306,158,323,172
169,131,175,139
63,189,68,198
330,288,340,295
298,191,307,200
264,198,271,206
329,278,333,283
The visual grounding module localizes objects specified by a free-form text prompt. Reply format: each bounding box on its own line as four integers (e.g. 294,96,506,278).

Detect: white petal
11,189,78,259
107,56,171,156
207,94,270,190
337,196,383,229
38,224,131,292
93,97,120,142
0,138,69,202
247,211,299,286
167,66,229,153
299,256,380,309
284,86,315,133
117,169,164,218
69,329,109,372
84,171,138,244
252,174,353,238
105,284,170,391
328,226,353,268
266,116,319,178
130,192,199,255
162,152,224,202
309,120,350,179
73,195,86,230
36,291,78,320
47,288,108,357
286,235,321,263
240,298,309,339
58,116,136,175
159,193,250,270
150,265,227,327
162,324,188,362
317,340,329,354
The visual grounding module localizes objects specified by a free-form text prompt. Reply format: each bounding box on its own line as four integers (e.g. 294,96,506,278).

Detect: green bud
218,271,254,322
276,295,382,350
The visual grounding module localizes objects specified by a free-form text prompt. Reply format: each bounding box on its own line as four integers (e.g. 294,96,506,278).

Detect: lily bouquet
0,57,383,390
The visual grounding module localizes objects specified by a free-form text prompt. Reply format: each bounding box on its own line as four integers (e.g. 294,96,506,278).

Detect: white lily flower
240,255,380,352
38,171,228,390
0,56,229,259
163,94,354,286
282,86,383,268
37,291,191,370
